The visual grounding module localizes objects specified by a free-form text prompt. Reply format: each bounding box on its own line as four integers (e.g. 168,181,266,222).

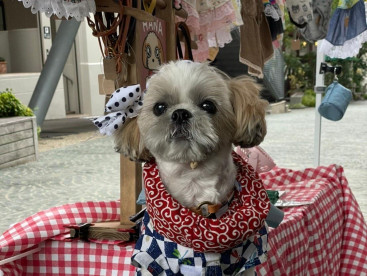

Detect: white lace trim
318,28,367,58
18,0,96,21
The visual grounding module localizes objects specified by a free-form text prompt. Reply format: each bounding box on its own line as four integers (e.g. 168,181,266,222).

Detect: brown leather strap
87,0,132,74
176,22,194,61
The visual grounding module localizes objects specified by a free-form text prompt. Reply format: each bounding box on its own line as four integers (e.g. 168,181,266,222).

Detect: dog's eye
153,103,168,116
200,100,217,114
146,45,151,58
155,47,160,58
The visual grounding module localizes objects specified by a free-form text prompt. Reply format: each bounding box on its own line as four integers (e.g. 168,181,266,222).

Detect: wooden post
155,0,176,61
120,156,142,227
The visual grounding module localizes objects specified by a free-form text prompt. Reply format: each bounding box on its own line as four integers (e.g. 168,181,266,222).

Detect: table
1,164,367,275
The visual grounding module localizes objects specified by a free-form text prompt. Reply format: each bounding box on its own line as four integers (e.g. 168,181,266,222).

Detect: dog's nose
171,109,192,124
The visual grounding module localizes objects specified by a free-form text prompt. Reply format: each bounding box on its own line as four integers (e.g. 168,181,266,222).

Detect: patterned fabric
93,84,144,136
256,165,367,275
18,0,96,21
299,0,333,42
1,165,367,275
0,201,136,275
175,0,242,61
131,212,269,275
286,0,313,27
143,152,270,253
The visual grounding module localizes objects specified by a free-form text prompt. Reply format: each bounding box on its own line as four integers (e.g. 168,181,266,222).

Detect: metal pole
28,18,81,126
314,43,325,167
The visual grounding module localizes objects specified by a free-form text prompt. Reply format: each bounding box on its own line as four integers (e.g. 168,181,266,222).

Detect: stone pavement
1,101,367,234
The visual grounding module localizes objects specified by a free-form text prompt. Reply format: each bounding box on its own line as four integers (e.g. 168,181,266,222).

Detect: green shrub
289,103,305,109
0,88,34,117
302,89,316,107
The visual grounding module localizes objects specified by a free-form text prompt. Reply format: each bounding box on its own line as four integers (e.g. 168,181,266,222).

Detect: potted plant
0,88,39,168
0,57,7,74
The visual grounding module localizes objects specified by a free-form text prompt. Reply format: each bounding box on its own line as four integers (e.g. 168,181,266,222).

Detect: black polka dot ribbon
93,84,144,135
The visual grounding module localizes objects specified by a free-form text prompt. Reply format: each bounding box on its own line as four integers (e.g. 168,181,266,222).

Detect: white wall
75,21,105,116
0,73,66,120
8,28,42,73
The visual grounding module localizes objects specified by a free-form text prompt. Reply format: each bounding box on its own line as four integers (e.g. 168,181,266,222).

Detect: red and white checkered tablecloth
256,165,367,275
1,164,367,275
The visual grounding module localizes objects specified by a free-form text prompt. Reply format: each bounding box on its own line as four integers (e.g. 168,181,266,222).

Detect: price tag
103,57,117,80
291,39,301,51
98,74,115,95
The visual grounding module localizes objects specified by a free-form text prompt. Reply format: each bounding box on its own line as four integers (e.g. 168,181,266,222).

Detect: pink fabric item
234,146,276,173
176,0,239,61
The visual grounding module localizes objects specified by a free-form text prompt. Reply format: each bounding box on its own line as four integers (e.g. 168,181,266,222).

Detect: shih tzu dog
115,60,267,208
114,60,274,275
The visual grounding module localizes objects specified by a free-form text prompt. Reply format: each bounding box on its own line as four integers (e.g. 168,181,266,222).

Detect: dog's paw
115,144,151,163
114,145,139,161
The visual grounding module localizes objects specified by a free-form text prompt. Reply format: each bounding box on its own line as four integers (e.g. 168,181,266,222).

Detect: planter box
0,61,7,74
0,116,38,169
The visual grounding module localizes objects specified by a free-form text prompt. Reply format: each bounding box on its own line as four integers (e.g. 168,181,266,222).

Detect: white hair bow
93,84,144,135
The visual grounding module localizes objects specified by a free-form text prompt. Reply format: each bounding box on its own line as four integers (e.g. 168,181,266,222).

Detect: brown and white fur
114,60,267,209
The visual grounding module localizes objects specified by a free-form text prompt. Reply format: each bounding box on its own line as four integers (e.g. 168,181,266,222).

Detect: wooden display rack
89,0,181,238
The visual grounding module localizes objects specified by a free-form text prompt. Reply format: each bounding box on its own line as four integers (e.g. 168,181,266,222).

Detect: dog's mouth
169,124,192,141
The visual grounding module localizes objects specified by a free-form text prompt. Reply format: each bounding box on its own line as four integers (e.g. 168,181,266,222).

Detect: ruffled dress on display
18,0,95,20
176,0,242,61
318,0,367,58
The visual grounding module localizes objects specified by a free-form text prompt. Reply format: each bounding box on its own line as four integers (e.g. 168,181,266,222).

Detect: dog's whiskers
169,124,192,140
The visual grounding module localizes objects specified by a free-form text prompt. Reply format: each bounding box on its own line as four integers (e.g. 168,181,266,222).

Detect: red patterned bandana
143,152,270,253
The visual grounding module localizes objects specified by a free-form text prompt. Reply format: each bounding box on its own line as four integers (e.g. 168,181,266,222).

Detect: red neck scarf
143,152,270,253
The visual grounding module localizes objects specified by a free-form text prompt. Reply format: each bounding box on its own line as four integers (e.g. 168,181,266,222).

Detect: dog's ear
114,117,151,162
228,76,268,148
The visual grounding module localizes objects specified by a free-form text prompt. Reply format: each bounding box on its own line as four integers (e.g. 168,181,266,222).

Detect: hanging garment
265,4,284,42
272,0,286,49
299,0,333,42
239,0,274,78
175,0,241,61
263,47,285,100
286,0,313,28
318,0,367,58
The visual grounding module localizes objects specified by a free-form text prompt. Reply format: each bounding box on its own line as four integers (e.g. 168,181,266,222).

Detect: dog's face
138,61,236,163
115,61,267,163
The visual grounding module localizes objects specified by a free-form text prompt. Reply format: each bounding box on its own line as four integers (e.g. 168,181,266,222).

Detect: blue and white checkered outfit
131,212,268,276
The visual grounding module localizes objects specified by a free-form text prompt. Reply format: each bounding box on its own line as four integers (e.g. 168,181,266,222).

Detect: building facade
0,1,105,120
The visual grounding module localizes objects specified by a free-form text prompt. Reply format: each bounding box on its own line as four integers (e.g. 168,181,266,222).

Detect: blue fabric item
325,0,367,46
131,212,269,275
318,81,352,121
137,189,146,205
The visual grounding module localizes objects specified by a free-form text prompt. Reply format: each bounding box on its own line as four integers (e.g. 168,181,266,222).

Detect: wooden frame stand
90,0,178,238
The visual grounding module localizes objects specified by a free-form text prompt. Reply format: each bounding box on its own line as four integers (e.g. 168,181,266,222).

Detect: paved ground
1,102,366,234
